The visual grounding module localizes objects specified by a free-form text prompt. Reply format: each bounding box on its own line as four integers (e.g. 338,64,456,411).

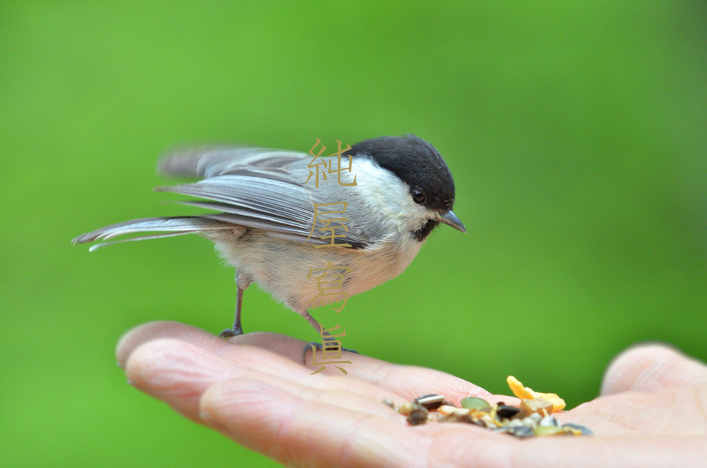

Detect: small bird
73,135,466,339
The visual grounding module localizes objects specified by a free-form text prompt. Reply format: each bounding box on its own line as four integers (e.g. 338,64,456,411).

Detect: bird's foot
219,327,244,339
301,341,359,364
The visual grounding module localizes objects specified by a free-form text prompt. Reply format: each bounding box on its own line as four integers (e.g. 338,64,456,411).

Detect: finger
601,343,707,395
124,338,229,421
124,336,417,421
116,321,230,368
117,322,343,383
233,331,497,404
116,321,360,376
118,322,498,404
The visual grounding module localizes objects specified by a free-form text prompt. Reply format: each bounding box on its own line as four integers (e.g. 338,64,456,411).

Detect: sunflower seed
497,404,522,419
414,394,446,410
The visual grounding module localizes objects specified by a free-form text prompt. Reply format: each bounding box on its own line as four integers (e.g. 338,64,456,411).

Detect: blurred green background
2,1,706,466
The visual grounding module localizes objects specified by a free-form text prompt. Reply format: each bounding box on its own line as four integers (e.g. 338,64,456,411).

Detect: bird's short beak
437,210,467,233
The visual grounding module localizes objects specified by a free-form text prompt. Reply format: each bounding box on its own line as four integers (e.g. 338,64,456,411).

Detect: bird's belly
212,231,422,312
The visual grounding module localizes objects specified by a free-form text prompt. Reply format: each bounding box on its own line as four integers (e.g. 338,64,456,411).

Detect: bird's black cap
346,135,456,213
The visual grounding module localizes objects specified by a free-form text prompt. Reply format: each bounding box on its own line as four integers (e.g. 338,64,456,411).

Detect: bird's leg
302,309,324,333
301,310,359,364
219,274,247,338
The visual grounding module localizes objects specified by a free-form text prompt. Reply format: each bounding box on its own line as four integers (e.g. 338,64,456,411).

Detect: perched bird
73,135,466,339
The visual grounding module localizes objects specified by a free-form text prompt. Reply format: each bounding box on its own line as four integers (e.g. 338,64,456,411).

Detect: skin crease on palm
116,322,707,468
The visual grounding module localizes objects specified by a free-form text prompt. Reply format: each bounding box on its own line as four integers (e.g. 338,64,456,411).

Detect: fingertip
116,321,224,369
116,321,186,368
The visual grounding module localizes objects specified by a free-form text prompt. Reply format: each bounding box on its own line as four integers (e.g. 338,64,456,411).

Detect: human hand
117,322,707,467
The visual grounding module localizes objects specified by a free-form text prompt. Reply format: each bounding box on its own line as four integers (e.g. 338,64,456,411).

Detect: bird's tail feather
72,217,233,251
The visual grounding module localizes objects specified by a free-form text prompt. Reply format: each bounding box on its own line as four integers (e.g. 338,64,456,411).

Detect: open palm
117,322,707,467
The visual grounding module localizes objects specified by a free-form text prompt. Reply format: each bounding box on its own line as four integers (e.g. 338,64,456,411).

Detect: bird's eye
412,189,426,204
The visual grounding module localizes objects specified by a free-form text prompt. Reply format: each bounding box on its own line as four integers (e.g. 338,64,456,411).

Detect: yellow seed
521,397,554,415
507,376,566,412
489,404,498,421
507,376,535,400
399,402,414,416
437,405,468,416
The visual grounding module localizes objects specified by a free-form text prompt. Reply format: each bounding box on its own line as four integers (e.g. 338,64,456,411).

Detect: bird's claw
301,341,359,364
219,328,243,339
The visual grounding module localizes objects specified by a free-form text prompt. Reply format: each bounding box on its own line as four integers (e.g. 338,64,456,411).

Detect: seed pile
384,376,593,438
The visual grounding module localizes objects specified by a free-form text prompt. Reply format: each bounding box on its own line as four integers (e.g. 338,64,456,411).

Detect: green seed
461,397,491,411
534,425,564,437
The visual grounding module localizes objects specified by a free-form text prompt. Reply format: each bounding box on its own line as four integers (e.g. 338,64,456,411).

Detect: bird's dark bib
412,219,439,242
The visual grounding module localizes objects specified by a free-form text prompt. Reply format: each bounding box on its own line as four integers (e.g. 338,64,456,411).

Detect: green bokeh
2,1,706,466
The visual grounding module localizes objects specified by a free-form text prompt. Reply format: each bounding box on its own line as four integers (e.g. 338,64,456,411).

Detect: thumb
601,343,707,395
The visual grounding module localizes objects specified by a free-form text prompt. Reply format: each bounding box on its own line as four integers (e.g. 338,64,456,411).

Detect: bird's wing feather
154,175,318,241
71,217,237,251
157,175,367,246
157,146,310,179
72,217,231,243
156,176,312,221
74,146,369,249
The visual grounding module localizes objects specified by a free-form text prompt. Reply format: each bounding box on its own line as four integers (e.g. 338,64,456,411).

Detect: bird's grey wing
74,146,370,250
157,145,370,247
71,180,332,249
157,146,311,180
157,175,368,248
